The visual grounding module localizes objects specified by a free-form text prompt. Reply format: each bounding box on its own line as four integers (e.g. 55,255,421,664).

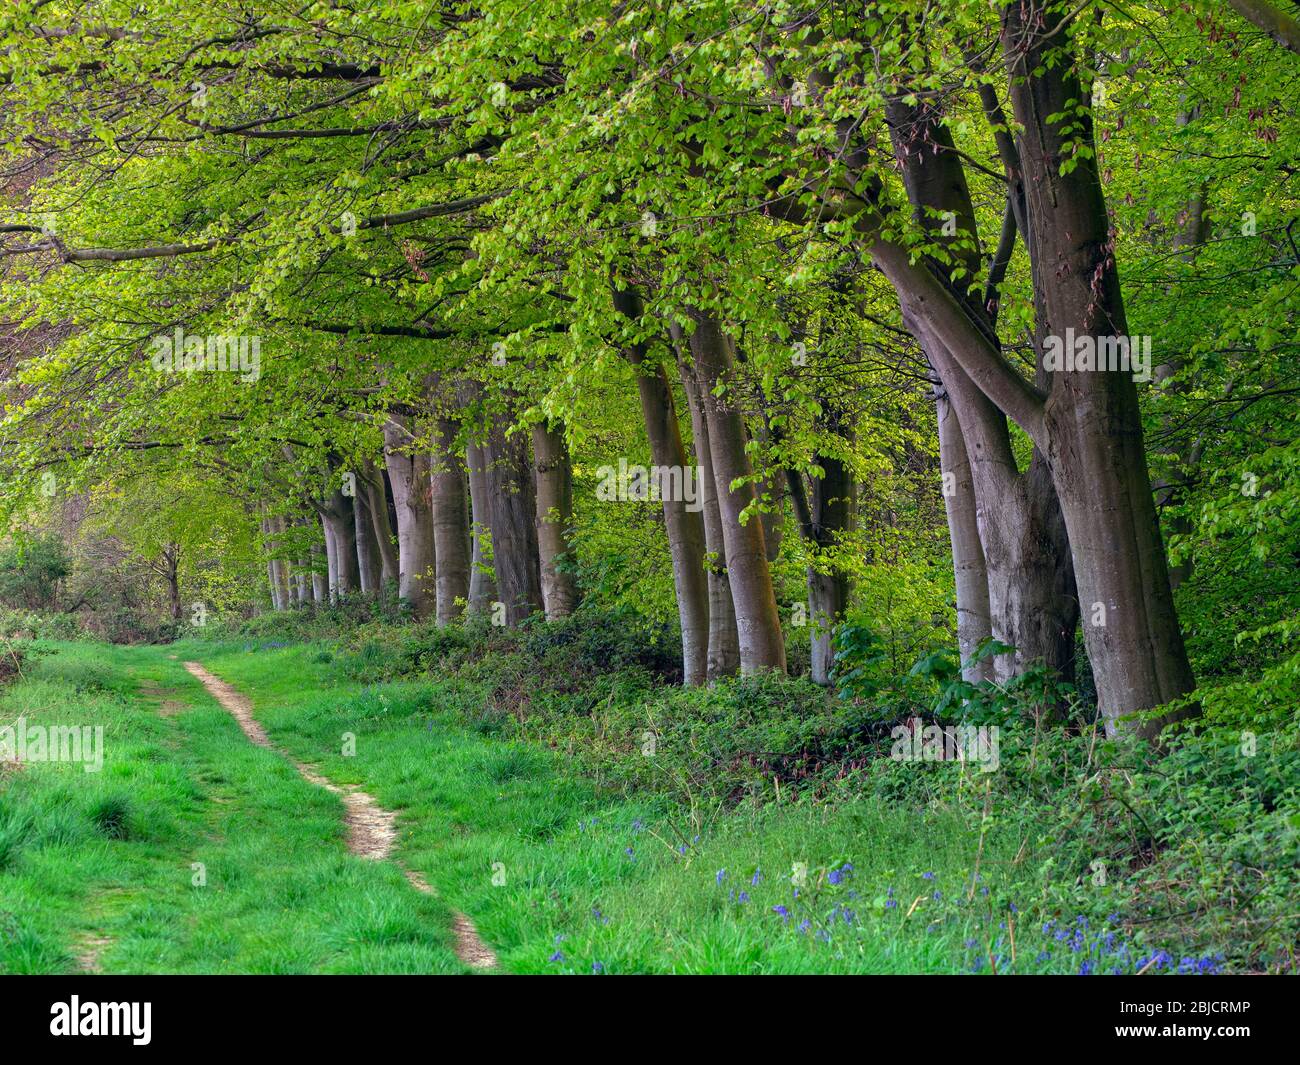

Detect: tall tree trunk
321,490,359,598
311,534,328,604
684,310,786,675
262,517,279,609
274,516,292,609
935,382,994,683
263,516,290,610
352,480,384,595
431,414,470,624
886,88,1078,698
381,410,436,618
617,289,710,686
293,558,309,605
676,328,739,679
312,527,327,603
164,545,182,621
361,459,399,589
786,412,856,686
482,409,544,625
465,438,498,615
531,421,580,620
1001,0,1195,734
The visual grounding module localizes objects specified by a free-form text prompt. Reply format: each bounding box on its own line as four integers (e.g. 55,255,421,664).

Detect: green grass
1,638,1194,974
0,641,462,974
155,639,1027,973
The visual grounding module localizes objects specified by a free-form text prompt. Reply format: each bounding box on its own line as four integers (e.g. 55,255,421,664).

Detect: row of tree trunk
265,385,579,627
605,0,1199,742
260,4,1197,742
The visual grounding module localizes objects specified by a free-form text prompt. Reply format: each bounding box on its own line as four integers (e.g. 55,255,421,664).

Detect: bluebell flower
773,905,790,922
548,951,565,963
828,862,853,885
716,869,726,885
592,960,604,974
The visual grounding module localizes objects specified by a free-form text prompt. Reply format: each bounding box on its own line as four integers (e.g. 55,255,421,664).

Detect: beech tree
2,0,1296,741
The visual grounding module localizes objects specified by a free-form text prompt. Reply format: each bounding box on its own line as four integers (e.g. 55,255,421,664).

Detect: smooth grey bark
684,310,786,675
1000,0,1195,734
293,558,309,605
886,89,1078,697
321,489,359,598
360,459,398,589
531,420,580,620
750,421,785,566
616,287,710,686
431,414,470,624
482,409,544,625
675,327,740,679
310,536,327,603
262,516,287,610
936,382,994,683
352,478,384,595
1227,0,1300,55
381,409,436,618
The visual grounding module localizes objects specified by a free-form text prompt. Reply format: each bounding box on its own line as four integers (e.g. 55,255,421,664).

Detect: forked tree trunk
1001,0,1195,734
675,329,739,679
431,414,470,624
483,410,544,625
531,421,580,620
382,410,435,618
617,288,710,686
887,91,1078,697
685,310,786,675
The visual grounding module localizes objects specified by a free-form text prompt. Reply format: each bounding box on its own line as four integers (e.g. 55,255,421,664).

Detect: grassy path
2,639,1019,974
181,659,495,969
0,643,466,973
